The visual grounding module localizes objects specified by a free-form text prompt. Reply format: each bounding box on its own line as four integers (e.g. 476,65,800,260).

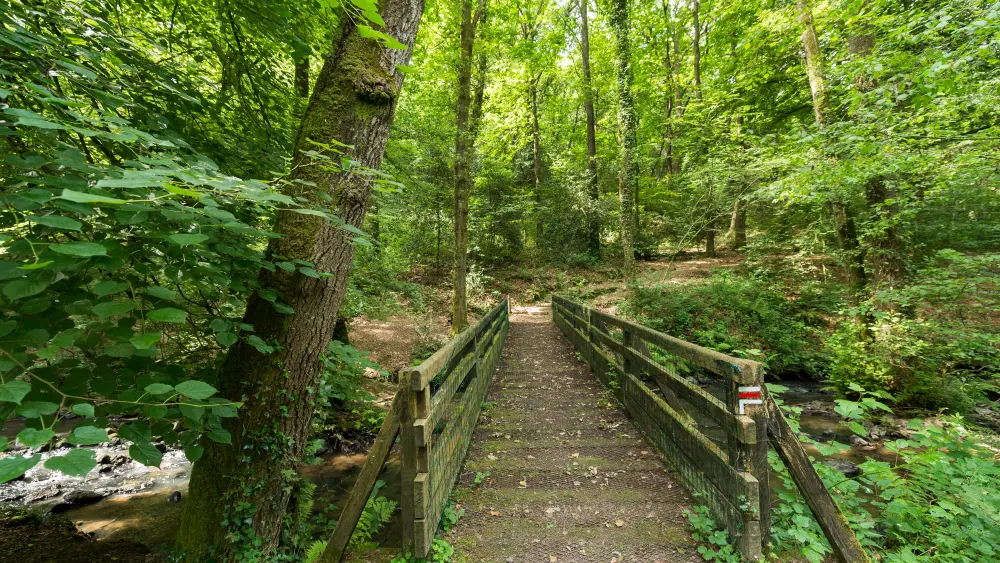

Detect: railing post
399,368,417,553
729,363,770,554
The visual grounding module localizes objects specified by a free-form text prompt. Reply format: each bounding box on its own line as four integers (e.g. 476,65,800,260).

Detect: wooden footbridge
320,297,868,563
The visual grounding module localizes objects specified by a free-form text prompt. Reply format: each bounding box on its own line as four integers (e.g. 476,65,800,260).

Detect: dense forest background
0,0,998,561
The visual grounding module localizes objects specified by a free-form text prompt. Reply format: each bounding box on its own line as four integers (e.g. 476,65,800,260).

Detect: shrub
624,271,831,377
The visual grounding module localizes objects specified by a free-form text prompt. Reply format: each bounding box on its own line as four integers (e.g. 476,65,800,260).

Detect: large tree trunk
530,74,543,243
176,2,424,559
580,0,600,256
797,0,826,126
452,0,486,334
609,0,636,278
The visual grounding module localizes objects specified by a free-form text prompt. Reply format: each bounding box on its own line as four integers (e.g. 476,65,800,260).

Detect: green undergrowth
622,270,834,377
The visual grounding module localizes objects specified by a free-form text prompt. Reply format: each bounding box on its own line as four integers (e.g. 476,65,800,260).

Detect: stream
0,382,894,553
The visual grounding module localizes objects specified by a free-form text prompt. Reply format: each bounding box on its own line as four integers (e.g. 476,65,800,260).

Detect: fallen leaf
489,510,502,517
519,479,527,488
615,519,625,527
549,557,557,562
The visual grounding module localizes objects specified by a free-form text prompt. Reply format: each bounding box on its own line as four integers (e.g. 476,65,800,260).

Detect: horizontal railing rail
552,295,768,560
400,299,510,557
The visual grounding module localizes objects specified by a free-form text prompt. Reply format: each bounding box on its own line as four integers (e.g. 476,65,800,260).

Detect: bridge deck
448,305,699,562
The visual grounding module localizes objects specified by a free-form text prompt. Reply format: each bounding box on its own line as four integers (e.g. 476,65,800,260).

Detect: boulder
824,459,861,478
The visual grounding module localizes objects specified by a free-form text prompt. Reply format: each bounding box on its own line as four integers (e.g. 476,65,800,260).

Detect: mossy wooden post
399,367,420,553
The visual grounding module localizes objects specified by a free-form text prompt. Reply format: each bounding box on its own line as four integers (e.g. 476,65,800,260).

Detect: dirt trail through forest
447,305,698,562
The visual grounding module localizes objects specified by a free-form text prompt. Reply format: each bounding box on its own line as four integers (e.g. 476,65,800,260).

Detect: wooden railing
552,295,769,560
399,299,510,557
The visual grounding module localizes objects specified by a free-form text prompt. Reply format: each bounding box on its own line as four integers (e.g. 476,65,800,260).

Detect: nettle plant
0,2,363,481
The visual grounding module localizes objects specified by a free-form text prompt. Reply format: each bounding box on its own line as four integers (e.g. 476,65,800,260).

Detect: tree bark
797,0,826,126
580,0,600,256
452,0,486,334
609,0,637,278
729,198,746,249
294,54,309,97
176,1,424,558
530,73,543,243
831,201,867,303
864,177,906,295
705,218,716,257
691,0,703,101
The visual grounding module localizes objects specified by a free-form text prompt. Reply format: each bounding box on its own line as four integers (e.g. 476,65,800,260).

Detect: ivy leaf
0,454,41,483
45,449,98,476
0,381,31,404
148,308,187,323
129,441,163,467
175,380,218,400
50,241,107,257
168,233,209,246
66,425,110,446
16,428,55,449
28,214,83,231
92,301,137,319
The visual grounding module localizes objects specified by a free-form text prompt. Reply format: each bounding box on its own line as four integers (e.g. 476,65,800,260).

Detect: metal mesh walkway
447,305,699,562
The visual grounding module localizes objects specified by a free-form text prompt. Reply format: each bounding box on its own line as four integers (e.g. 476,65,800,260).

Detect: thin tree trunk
692,0,702,101
797,0,826,126
609,0,636,278
452,0,486,333
177,1,424,558
705,218,716,257
729,198,746,249
831,201,867,303
580,0,600,256
531,74,543,243
294,54,309,97
865,177,906,295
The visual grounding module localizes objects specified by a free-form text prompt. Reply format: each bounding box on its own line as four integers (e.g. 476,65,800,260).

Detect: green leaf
211,403,239,418
183,443,204,463
70,403,95,417
93,281,128,297
175,380,218,400
66,425,110,446
131,332,162,349
16,428,55,449
215,331,238,347
148,308,187,323
59,189,125,204
180,403,204,422
45,449,97,476
146,286,176,300
144,383,174,395
16,401,59,418
0,381,31,404
206,426,232,445
3,278,49,300
28,214,83,231
168,233,209,247
50,241,107,257
129,442,163,467
118,421,151,444
0,437,7,452
92,301,137,319
0,454,40,483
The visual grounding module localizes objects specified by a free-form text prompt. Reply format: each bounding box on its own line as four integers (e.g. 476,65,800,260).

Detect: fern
304,540,327,563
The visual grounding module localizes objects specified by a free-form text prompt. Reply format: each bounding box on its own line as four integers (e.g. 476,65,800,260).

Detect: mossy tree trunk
609,0,637,278
452,0,487,334
176,1,424,559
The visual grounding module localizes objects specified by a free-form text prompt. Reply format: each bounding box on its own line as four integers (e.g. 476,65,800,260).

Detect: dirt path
447,305,698,563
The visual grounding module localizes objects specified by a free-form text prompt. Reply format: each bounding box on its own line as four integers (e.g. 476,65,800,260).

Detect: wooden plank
323,389,404,562
411,300,506,390
765,392,870,563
